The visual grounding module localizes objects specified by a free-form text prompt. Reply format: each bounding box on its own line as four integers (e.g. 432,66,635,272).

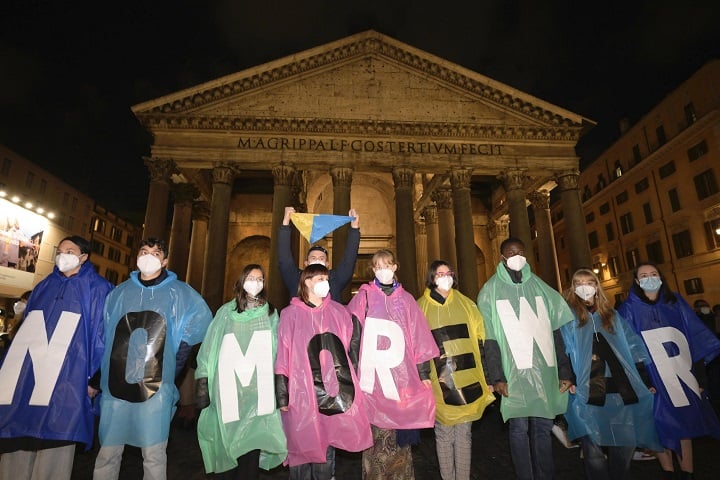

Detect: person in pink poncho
347,249,440,479
275,264,372,480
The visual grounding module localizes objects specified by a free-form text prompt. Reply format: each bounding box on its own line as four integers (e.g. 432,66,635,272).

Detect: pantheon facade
132,31,594,311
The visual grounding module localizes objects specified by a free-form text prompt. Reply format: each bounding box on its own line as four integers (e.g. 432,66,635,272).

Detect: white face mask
13,301,26,316
243,280,264,297
313,280,330,298
505,255,527,272
307,259,326,266
374,268,395,284
574,285,597,301
436,276,454,292
137,254,163,276
56,253,81,273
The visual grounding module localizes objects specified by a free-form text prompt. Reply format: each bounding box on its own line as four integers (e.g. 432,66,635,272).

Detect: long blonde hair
562,268,616,333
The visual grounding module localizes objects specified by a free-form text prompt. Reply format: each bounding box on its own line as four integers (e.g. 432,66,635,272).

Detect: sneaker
551,424,579,448
632,450,655,461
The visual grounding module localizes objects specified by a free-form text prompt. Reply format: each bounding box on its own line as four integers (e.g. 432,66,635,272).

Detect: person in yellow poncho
417,260,496,480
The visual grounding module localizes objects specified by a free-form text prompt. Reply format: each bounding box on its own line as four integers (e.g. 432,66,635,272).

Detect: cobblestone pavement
70,403,719,479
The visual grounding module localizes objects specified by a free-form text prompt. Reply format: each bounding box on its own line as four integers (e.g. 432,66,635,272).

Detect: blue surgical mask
638,276,662,293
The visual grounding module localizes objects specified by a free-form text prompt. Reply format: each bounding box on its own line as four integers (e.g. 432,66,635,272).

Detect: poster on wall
0,198,48,291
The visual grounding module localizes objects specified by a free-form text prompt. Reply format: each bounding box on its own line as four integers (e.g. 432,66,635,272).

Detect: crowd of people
1,208,719,480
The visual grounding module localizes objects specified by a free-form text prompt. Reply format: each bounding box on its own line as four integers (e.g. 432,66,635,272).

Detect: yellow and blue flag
290,213,354,244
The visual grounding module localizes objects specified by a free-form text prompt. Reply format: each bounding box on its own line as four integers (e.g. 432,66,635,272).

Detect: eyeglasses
435,271,454,278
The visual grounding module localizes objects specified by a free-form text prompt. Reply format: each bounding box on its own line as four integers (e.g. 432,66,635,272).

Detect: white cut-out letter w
496,297,555,370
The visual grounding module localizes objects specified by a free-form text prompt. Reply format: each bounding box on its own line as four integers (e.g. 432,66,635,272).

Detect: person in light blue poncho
93,238,212,480
561,268,661,480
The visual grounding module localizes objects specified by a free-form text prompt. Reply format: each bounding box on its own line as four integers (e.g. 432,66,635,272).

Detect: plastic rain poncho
476,262,573,421
275,296,372,466
0,262,113,450
561,310,661,450
618,289,720,452
98,270,212,447
347,282,439,429
195,301,287,473
417,288,495,426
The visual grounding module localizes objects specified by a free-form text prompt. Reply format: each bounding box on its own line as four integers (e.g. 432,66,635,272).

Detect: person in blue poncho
0,236,113,480
618,262,720,480
93,238,213,480
561,268,661,480
477,237,574,480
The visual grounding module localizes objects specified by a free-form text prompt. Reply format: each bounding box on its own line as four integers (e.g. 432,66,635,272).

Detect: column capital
392,167,415,190
499,168,528,192
171,183,199,205
432,188,453,209
211,163,238,185
489,219,510,241
191,201,210,221
416,220,427,235
555,170,580,191
528,190,550,210
330,166,353,188
272,163,297,186
449,167,472,190
423,204,438,225
144,157,175,183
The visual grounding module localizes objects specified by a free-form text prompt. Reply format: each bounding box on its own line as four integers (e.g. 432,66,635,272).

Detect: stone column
450,168,479,298
142,157,174,239
528,190,561,291
330,166,353,303
167,183,197,281
416,220,428,288
186,201,209,292
424,204,440,264
433,188,457,268
556,170,592,272
500,169,535,268
392,167,419,296
269,164,296,309
201,164,236,313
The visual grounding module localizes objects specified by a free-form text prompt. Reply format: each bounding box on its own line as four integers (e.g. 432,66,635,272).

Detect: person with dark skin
477,237,574,480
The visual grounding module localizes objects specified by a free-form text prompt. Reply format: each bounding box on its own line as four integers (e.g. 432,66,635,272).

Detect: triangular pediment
132,31,592,140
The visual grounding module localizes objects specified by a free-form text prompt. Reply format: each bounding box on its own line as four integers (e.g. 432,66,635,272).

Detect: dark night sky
1,0,719,223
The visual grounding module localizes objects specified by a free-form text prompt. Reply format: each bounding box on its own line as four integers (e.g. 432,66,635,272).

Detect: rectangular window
93,218,106,234
703,220,720,250
25,171,35,188
672,230,693,258
684,278,704,295
91,240,105,256
632,145,641,164
659,161,676,179
643,202,653,224
588,231,599,249
626,248,640,270
687,140,708,162
656,125,667,146
39,179,47,195
605,223,615,241
105,269,119,284
110,226,123,242
126,235,135,249
585,212,595,223
635,178,649,194
684,102,697,125
694,169,718,200
599,202,610,215
108,247,122,263
620,212,634,234
668,188,681,212
1,158,11,176
608,256,620,277
646,240,664,263
71,197,78,212
616,191,629,205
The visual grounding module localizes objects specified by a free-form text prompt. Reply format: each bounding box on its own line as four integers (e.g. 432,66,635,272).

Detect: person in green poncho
195,264,287,479
477,237,574,480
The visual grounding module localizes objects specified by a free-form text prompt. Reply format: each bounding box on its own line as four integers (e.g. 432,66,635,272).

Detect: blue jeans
508,416,554,480
581,437,634,480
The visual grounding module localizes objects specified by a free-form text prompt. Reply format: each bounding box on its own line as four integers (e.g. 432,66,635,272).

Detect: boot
678,471,694,480
661,471,677,480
